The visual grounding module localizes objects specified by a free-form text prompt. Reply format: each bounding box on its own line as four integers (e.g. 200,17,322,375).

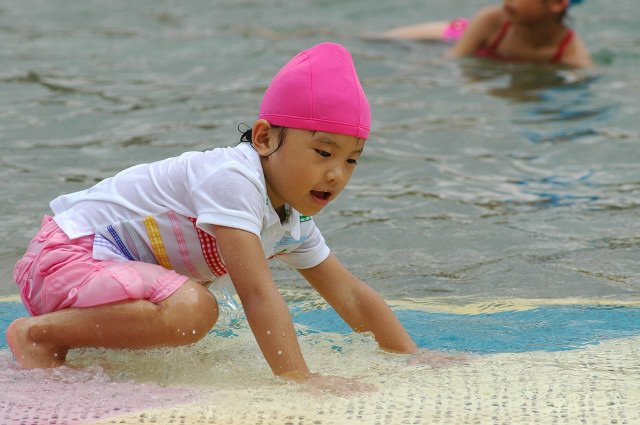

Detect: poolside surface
87,337,640,425
2,297,639,424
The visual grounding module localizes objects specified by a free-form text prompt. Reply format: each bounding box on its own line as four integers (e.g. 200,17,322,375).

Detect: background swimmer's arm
299,253,418,354
448,6,503,58
380,21,449,41
213,225,310,377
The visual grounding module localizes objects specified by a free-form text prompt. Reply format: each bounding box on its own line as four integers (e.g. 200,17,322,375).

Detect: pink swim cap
259,42,370,139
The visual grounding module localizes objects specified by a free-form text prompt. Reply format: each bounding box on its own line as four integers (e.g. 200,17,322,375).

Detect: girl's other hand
408,349,470,368
295,373,377,397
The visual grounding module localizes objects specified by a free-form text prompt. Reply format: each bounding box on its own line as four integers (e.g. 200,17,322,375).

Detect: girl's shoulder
473,5,507,27
448,5,507,58
468,5,509,43
559,31,593,68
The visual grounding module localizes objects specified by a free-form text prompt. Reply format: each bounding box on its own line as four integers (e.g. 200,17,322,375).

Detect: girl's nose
326,165,346,183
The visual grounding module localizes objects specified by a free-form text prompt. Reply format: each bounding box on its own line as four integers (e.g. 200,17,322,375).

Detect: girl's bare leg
7,279,218,369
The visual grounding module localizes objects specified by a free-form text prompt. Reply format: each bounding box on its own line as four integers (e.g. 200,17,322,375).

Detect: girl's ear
550,0,570,14
251,119,277,156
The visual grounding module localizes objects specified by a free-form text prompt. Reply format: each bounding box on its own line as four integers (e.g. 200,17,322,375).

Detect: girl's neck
264,178,287,222
275,205,289,223
510,18,567,48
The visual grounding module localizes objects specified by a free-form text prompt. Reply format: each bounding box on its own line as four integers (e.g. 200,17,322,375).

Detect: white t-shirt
50,143,330,284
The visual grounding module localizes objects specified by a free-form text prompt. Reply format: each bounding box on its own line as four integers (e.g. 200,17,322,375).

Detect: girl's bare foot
6,318,66,369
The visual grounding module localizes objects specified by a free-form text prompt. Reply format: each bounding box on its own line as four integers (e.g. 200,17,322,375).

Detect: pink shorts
13,216,189,316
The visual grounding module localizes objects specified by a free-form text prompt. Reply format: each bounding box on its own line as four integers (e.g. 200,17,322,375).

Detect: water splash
207,276,244,337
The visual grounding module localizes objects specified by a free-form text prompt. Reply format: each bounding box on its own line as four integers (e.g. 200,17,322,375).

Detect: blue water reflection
293,304,640,353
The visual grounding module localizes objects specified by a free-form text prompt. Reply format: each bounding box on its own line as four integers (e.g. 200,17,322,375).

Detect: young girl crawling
8,42,459,391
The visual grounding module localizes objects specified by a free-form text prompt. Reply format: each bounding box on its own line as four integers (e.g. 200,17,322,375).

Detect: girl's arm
212,225,310,378
448,5,503,58
380,21,450,41
299,253,418,354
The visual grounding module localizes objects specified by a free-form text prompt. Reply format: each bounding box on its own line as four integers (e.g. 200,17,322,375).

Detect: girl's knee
194,285,219,332
160,280,218,341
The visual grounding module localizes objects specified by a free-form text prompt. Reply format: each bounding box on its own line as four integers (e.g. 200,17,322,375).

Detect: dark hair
238,123,253,144
237,123,287,156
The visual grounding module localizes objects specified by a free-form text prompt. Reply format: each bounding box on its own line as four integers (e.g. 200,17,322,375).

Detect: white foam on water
78,334,640,425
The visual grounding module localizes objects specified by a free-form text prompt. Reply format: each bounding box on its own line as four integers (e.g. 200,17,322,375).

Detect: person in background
383,0,592,68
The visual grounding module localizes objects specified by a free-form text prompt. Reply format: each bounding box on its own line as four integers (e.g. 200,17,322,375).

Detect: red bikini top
476,21,574,63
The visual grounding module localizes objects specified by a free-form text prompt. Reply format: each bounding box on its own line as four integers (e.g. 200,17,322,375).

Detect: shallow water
1,1,639,421
2,0,639,303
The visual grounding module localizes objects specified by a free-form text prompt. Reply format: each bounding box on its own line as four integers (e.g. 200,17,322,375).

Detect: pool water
1,0,639,423
3,300,639,354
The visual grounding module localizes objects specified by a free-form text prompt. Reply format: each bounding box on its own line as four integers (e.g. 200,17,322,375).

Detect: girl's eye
315,149,330,158
347,159,358,165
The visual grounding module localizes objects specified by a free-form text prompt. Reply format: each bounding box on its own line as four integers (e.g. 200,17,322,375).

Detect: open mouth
311,190,332,203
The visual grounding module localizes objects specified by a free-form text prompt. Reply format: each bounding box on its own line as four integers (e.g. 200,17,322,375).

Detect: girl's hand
287,373,377,397
408,349,470,368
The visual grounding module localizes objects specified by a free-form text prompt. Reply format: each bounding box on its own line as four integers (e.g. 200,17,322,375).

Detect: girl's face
503,0,567,24
259,127,364,217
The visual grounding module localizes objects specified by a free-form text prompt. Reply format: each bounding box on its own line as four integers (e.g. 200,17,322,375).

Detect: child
382,0,592,68
7,42,454,389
